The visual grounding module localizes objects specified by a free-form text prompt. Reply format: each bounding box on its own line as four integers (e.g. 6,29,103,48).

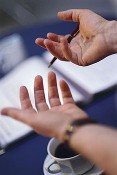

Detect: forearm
68,124,117,175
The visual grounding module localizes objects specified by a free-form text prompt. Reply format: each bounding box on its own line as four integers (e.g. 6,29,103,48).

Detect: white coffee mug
45,138,94,175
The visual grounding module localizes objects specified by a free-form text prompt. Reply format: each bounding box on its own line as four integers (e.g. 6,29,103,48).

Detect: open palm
1,71,88,140
35,9,110,66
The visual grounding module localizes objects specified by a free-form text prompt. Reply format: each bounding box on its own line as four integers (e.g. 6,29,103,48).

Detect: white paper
0,34,27,75
0,56,47,148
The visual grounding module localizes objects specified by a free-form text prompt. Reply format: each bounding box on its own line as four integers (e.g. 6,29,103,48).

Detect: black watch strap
63,118,97,144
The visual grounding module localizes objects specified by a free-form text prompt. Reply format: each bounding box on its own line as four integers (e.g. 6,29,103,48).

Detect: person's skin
1,71,117,175
35,9,117,66
1,72,88,139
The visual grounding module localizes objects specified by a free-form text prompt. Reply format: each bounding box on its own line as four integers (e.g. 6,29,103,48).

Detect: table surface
0,17,117,175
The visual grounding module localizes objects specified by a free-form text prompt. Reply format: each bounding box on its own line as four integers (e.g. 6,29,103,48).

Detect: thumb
1,108,36,126
57,9,82,22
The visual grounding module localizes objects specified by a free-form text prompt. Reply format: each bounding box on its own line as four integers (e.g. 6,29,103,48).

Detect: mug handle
45,160,61,174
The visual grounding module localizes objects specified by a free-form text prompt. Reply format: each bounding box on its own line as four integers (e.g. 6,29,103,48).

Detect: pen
48,24,79,68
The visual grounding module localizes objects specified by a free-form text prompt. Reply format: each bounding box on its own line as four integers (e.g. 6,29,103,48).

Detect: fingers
60,37,72,61
35,33,70,62
60,37,79,64
1,108,36,126
35,33,63,46
35,37,79,65
48,71,61,107
34,75,49,111
44,39,66,61
35,33,63,48
35,36,63,58
20,86,33,110
57,9,82,22
47,33,72,61
47,33,62,42
35,38,46,49
47,33,70,42
60,80,74,104
35,36,78,64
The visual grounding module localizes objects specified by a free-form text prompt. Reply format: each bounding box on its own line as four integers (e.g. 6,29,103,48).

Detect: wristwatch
63,118,97,144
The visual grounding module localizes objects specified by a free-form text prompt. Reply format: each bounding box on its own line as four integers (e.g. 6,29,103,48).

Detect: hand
1,71,88,141
35,9,114,66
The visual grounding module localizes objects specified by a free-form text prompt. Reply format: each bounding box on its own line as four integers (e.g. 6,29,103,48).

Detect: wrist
64,118,96,144
58,117,96,143
56,114,89,142
104,20,117,54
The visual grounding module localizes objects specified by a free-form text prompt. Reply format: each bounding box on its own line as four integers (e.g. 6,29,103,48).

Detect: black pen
48,24,79,68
